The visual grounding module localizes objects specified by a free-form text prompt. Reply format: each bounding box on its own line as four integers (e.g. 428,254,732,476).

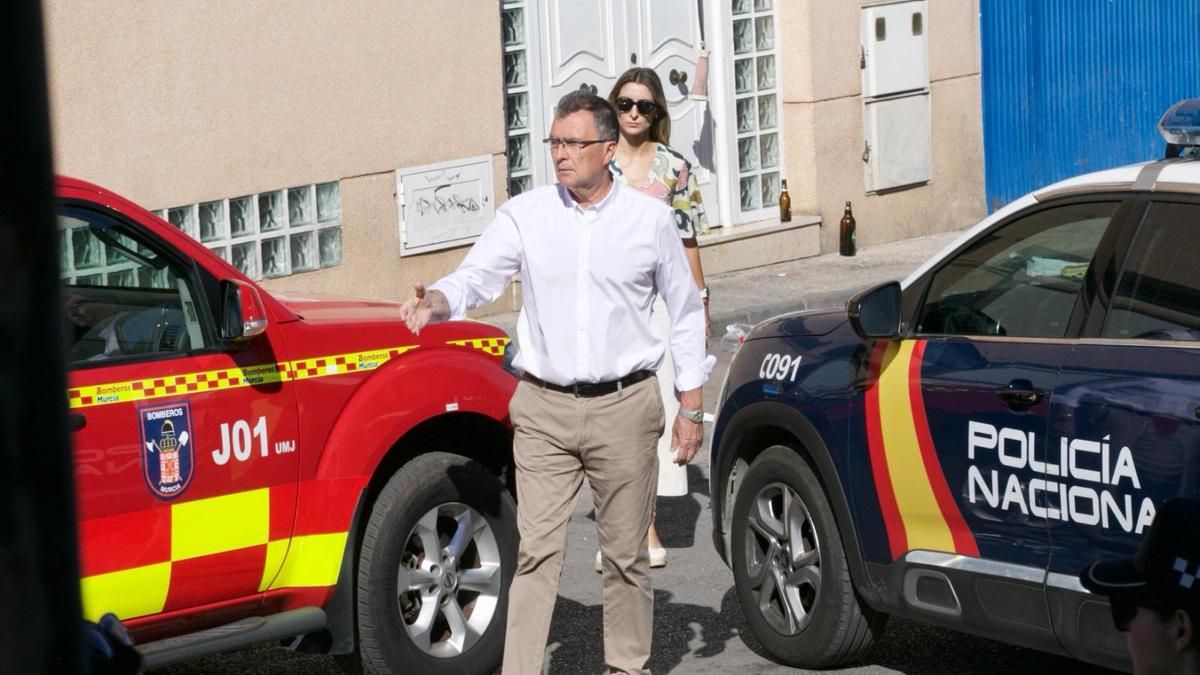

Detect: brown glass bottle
778,179,791,222
839,201,856,256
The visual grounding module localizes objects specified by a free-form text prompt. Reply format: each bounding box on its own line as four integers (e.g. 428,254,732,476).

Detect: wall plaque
397,155,495,256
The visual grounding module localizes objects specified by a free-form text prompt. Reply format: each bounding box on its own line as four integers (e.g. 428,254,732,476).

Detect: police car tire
730,445,886,668
349,452,518,675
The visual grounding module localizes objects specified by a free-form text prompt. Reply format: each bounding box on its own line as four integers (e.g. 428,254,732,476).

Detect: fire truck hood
271,291,405,323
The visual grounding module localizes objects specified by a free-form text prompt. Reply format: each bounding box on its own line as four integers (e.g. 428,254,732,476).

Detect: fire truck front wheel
349,452,517,675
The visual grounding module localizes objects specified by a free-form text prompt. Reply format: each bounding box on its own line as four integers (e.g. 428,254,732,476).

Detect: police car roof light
1158,98,1200,149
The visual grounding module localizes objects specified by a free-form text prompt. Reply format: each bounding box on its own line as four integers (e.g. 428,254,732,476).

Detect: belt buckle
573,381,608,397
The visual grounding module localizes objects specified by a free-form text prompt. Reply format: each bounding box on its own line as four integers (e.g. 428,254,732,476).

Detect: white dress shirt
430,180,714,392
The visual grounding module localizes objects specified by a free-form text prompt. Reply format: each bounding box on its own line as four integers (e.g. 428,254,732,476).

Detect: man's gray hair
553,91,619,141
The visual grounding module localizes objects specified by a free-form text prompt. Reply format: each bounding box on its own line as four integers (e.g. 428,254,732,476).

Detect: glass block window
502,1,535,198
732,0,783,216
59,215,173,289
156,181,342,280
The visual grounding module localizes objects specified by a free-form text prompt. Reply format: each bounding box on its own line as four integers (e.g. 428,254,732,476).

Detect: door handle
995,380,1044,410
69,412,86,432
577,82,598,96
669,68,688,86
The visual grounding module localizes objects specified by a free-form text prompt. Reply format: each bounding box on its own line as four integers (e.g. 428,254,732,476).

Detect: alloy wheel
395,502,503,658
742,481,822,635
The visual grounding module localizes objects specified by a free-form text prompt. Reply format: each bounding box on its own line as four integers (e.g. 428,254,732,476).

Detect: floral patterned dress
609,143,710,238
609,143,707,497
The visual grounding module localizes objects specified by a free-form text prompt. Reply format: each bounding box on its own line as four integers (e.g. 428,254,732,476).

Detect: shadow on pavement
690,586,1122,675
546,587,749,674
653,464,708,550
728,589,1124,675
854,615,1124,675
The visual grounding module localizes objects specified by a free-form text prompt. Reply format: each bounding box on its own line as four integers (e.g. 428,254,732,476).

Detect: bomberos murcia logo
966,421,1154,534
140,402,195,500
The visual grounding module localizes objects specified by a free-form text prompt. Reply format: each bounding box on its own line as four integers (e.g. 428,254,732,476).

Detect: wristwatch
678,408,705,424
699,286,710,301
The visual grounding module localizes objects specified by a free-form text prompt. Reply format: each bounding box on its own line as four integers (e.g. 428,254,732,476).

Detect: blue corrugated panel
980,0,1200,211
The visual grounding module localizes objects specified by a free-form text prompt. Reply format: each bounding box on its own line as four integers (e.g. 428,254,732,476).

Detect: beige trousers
502,376,664,675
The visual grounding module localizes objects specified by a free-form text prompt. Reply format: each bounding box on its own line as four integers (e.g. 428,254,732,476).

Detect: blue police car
709,99,1200,672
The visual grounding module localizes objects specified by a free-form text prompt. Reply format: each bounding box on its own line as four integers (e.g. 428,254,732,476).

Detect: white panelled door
633,1,715,186
536,0,717,217
539,2,634,124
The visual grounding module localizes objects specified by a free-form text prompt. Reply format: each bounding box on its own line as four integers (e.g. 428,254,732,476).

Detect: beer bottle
778,179,792,222
839,201,856,256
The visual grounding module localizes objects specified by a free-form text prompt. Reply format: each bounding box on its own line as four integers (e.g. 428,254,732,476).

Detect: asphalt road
152,344,1121,675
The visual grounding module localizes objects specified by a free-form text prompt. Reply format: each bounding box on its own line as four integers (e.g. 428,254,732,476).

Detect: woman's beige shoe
649,547,667,568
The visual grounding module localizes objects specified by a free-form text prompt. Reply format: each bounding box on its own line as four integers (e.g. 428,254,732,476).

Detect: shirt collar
557,178,619,214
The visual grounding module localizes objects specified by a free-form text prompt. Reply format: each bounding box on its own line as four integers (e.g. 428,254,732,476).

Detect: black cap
1080,497,1200,608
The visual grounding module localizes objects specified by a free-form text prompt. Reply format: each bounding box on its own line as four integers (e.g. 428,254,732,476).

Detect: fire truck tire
730,445,886,668
348,452,517,675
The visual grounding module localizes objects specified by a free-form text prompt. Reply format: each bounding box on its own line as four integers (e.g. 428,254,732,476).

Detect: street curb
707,287,863,332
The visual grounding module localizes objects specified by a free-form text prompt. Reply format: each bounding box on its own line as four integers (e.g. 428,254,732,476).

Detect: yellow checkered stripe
288,345,417,381
447,337,509,357
68,362,289,409
79,488,348,622
67,336,508,410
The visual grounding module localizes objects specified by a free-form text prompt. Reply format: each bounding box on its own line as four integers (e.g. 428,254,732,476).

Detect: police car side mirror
221,280,269,343
848,281,902,339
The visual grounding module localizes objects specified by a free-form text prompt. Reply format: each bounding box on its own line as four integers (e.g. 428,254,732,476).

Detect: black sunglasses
1109,595,1169,632
615,97,658,116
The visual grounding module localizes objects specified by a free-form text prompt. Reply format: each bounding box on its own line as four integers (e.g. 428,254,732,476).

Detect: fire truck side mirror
221,280,269,343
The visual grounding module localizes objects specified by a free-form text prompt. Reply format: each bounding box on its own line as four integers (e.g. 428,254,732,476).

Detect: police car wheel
349,452,517,675
731,445,885,668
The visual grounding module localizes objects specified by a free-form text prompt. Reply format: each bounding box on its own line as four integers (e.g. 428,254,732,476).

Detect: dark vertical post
0,1,86,673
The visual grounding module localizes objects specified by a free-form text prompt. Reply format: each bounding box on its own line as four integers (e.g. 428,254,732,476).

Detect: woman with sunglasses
596,67,710,572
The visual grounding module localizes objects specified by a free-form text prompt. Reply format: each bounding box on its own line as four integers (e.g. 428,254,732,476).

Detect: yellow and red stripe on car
67,337,509,410
77,476,364,622
865,340,979,561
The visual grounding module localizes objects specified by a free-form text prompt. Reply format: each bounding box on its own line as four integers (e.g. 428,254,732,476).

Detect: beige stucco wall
779,0,986,253
41,1,988,305
259,159,518,313
43,1,516,313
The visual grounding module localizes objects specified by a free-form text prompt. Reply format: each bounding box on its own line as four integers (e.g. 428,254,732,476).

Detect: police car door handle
995,380,1044,410
69,412,86,432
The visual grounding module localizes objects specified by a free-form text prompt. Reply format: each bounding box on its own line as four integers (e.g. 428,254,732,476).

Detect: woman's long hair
608,67,670,146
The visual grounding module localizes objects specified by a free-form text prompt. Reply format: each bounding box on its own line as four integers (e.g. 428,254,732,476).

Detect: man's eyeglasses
614,97,658,116
543,138,611,154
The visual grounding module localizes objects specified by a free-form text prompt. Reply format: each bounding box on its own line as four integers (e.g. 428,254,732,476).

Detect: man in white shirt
399,91,712,675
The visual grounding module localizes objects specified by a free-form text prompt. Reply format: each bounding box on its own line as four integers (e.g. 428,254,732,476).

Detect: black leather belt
521,370,654,398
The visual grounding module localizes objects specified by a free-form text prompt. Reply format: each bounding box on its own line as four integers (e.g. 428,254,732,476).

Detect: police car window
918,201,1117,338
1102,202,1200,341
60,208,209,364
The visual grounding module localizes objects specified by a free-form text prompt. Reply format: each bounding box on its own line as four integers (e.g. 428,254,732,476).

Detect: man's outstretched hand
398,282,448,335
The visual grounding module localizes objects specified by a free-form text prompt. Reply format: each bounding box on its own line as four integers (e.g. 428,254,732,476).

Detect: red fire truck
62,176,517,674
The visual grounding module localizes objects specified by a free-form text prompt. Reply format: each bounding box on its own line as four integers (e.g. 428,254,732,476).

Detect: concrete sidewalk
485,227,970,338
